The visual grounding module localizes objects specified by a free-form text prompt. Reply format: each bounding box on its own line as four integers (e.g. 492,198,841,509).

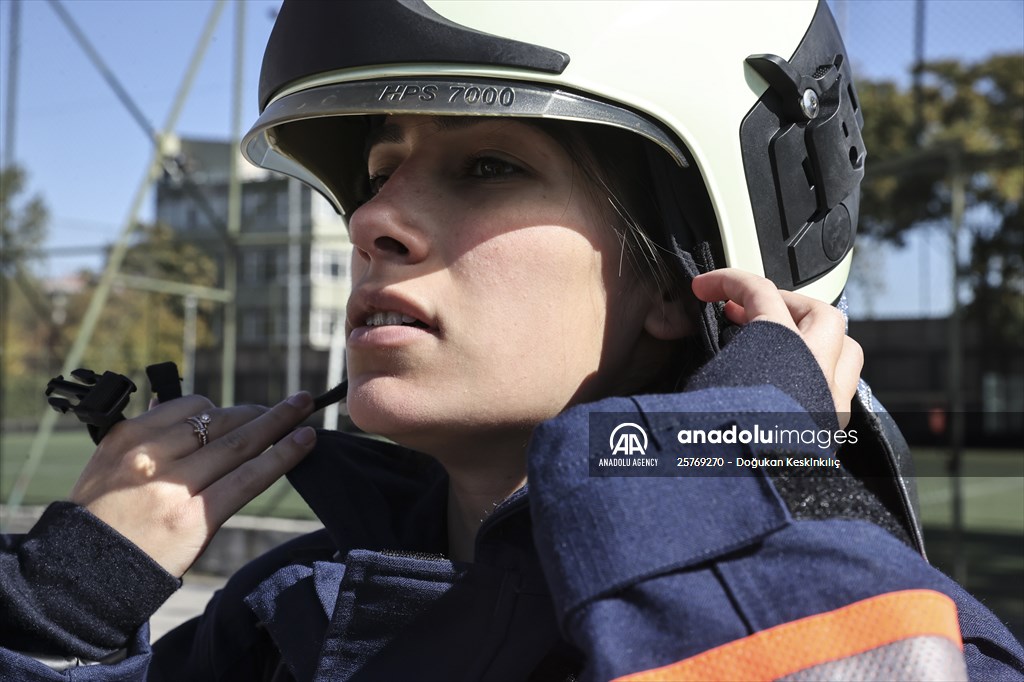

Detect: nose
347,169,431,267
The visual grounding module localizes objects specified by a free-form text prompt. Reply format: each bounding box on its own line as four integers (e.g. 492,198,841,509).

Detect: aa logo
609,423,648,456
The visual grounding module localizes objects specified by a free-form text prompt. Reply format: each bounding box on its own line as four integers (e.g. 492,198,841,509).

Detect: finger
178,391,315,490
778,290,847,371
199,425,317,527
777,290,845,336
722,300,748,325
164,403,269,459
692,269,795,331
96,394,219,457
834,336,864,408
131,394,217,428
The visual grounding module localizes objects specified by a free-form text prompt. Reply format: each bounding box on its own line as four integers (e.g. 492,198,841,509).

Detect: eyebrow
363,116,489,157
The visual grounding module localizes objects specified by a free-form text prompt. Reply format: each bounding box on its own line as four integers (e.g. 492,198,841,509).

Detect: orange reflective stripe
614,589,963,682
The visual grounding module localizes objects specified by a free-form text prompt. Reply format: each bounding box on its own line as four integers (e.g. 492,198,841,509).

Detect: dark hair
528,119,712,389
528,120,683,292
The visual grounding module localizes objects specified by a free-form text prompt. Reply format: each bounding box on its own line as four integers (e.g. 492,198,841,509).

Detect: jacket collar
287,430,450,555
286,430,534,566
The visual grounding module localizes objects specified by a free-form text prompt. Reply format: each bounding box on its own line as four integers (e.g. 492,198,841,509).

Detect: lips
347,288,438,338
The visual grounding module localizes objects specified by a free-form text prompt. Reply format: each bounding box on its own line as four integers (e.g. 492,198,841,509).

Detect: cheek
452,224,611,360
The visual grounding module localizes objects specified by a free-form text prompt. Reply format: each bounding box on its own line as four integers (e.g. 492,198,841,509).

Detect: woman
2,1,1022,680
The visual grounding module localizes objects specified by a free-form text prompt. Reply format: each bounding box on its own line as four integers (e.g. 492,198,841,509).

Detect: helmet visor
242,76,689,215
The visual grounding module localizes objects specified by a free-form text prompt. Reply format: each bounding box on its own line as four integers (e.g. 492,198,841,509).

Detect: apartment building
155,138,351,405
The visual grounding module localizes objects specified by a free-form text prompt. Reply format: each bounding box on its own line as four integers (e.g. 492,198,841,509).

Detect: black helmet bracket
740,1,866,292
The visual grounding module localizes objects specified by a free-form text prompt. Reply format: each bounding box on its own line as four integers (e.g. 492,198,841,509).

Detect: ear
643,289,693,340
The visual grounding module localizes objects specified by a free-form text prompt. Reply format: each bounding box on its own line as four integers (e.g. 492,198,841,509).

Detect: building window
309,308,343,349
276,190,289,225
313,194,337,221
243,188,262,220
274,250,290,283
241,310,267,345
311,248,347,282
243,250,266,284
270,305,288,345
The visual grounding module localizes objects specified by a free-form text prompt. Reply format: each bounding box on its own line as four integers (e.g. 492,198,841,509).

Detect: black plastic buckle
45,362,184,444
46,369,138,444
146,361,183,403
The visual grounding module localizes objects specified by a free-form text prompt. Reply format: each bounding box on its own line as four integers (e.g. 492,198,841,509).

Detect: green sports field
2,430,1022,639
0,429,316,519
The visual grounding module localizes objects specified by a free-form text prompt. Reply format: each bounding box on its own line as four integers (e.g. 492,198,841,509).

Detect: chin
346,377,541,456
345,376,457,447
348,379,416,434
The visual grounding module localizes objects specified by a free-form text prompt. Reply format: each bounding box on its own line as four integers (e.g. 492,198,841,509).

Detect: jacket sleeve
528,320,1024,681
0,501,179,680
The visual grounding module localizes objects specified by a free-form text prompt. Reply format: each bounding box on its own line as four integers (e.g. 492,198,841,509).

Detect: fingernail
286,391,312,409
292,426,316,446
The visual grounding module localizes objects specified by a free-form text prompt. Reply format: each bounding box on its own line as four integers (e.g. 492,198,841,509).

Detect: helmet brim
242,76,689,216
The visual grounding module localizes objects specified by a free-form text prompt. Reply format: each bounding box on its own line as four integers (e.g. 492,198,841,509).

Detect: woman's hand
692,269,863,426
68,392,317,577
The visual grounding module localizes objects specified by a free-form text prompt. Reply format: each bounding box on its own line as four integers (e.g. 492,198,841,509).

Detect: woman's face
345,115,678,456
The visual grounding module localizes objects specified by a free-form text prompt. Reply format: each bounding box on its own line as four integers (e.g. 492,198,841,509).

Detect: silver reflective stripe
780,635,968,682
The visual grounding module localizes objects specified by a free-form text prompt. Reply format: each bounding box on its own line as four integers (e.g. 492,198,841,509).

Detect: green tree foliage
857,53,1023,339
64,222,218,384
1,165,56,420
0,166,48,264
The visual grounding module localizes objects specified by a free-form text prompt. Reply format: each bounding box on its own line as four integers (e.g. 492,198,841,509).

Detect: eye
466,156,523,179
367,173,389,197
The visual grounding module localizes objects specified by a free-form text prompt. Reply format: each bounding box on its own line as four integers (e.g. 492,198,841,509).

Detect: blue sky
1,0,1022,319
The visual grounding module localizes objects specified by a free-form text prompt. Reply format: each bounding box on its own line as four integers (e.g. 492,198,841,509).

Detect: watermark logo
609,422,649,456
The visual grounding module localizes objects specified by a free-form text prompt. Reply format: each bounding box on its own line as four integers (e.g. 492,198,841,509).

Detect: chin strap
314,381,348,411
849,380,928,559
668,239,740,364
839,293,927,558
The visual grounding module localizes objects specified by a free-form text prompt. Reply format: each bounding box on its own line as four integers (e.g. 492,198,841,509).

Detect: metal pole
1,0,21,454
912,0,926,146
3,2,227,518
113,273,232,303
221,0,245,407
2,0,19,167
913,0,930,317
286,178,301,396
948,150,967,585
323,318,346,430
182,295,198,395
47,0,157,142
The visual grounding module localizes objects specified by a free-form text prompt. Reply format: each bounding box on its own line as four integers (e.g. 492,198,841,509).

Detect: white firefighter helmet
243,0,866,304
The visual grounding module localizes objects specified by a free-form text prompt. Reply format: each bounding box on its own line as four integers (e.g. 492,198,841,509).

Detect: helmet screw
800,89,820,119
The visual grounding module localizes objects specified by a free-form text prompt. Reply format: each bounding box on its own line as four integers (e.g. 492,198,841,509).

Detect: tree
62,222,219,389
0,166,48,266
1,165,56,421
856,53,1024,340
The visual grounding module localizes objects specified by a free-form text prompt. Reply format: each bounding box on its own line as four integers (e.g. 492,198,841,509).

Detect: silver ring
185,413,212,447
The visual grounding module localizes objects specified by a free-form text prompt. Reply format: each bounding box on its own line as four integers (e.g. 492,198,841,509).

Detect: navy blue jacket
2,321,1023,680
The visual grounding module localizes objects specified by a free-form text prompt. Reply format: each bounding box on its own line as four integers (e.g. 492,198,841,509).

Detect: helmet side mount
739,2,866,292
